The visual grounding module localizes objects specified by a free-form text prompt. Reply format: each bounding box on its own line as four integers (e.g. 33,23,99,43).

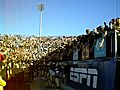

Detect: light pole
37,4,44,38
37,4,44,58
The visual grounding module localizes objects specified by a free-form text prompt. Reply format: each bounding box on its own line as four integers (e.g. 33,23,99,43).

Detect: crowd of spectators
0,18,120,65
0,35,78,69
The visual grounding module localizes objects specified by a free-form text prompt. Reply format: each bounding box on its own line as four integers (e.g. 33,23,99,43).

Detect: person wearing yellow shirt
0,76,6,90
0,48,7,90
0,64,6,90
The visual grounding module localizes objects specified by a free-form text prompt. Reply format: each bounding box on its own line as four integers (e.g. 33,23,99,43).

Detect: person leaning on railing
116,18,120,30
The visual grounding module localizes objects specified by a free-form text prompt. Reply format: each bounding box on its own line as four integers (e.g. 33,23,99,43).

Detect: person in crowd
64,63,70,86
116,18,120,30
109,18,116,30
48,67,53,87
104,22,112,57
98,26,107,47
29,62,34,83
0,56,6,90
86,29,94,59
49,63,56,88
94,26,106,48
55,64,60,90
0,70,6,90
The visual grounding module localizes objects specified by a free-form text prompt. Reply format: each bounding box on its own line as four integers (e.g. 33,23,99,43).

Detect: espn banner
69,59,116,90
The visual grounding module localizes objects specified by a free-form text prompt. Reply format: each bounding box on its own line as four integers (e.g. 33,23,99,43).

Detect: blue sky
0,0,120,36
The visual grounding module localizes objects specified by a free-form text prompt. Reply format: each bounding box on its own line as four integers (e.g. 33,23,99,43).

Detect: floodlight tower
37,4,44,38
37,4,44,58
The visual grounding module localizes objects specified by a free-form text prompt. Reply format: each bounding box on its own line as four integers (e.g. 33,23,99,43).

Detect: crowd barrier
68,59,116,90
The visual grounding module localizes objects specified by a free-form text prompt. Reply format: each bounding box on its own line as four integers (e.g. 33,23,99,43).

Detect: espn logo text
70,67,98,88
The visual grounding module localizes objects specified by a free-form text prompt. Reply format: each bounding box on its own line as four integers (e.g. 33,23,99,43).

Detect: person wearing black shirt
64,63,70,86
